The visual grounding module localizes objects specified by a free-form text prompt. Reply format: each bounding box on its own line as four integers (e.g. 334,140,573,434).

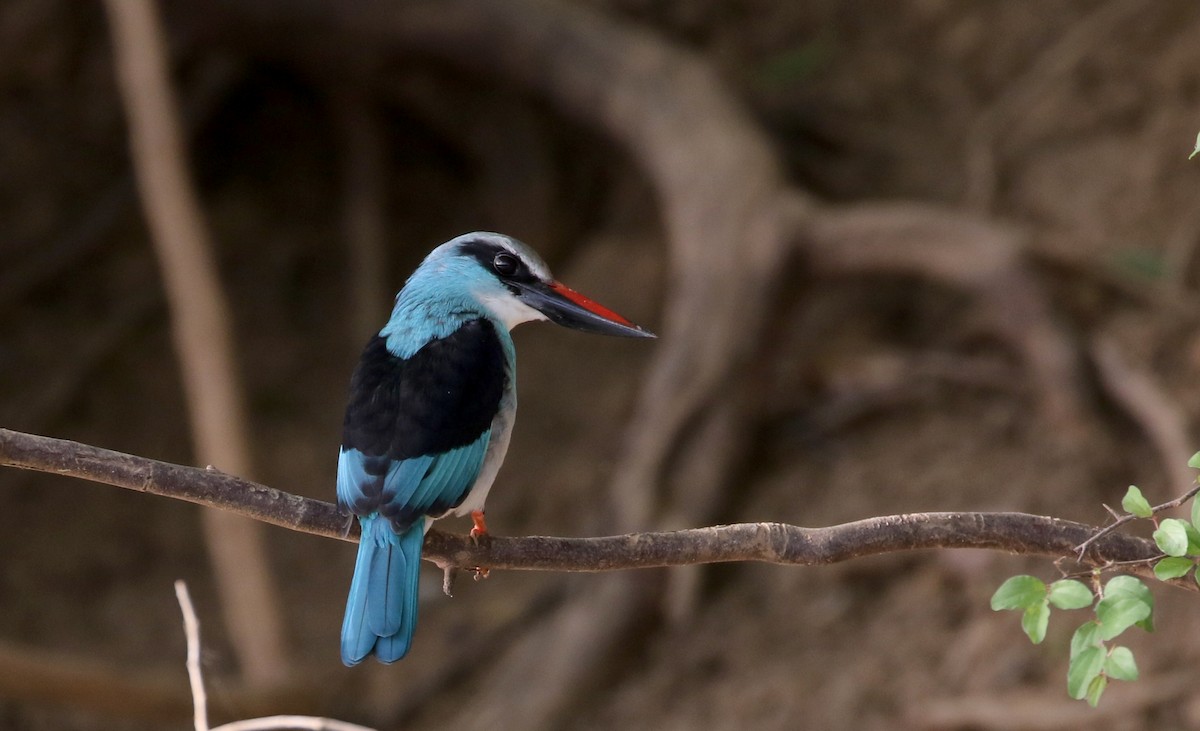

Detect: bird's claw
469,510,490,579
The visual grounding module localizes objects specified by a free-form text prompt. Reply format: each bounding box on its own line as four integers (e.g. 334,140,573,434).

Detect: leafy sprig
991,450,1200,706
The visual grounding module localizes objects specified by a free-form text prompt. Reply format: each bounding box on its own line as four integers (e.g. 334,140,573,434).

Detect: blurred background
3,1,1200,729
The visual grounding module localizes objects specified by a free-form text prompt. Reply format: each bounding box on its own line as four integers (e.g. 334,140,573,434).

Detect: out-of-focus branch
102,0,288,684
0,429,1177,582
1091,335,1197,497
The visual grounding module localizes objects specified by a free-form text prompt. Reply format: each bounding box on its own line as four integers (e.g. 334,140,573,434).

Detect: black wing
341,318,507,461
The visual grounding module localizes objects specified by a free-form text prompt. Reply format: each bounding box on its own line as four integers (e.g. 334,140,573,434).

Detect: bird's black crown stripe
341,318,507,463
455,237,539,285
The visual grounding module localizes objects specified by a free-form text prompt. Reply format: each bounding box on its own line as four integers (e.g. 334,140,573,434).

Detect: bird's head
415,232,655,338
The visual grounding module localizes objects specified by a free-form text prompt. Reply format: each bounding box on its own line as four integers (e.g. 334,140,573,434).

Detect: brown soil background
3,1,1200,729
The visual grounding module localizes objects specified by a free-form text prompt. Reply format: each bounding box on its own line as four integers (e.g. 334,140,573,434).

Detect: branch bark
0,429,1173,580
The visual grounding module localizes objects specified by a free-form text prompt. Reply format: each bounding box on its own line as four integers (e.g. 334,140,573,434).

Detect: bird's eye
493,253,519,277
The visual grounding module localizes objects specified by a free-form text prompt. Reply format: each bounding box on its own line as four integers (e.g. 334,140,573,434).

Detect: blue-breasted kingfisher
337,232,655,665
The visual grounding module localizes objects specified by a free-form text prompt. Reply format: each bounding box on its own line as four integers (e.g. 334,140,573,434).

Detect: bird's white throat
474,290,548,330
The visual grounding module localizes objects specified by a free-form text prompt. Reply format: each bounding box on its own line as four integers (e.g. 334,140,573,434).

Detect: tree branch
0,428,1174,581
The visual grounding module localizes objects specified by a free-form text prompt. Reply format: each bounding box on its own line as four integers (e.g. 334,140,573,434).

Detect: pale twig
175,580,376,731
174,581,208,731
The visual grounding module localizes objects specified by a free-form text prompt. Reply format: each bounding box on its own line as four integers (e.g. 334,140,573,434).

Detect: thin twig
175,581,377,731
174,581,208,731
1075,482,1200,557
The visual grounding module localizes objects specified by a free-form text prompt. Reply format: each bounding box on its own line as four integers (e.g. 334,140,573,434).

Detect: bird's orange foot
470,510,490,579
470,510,489,541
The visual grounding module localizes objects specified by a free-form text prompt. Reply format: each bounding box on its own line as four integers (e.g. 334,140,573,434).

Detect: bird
337,231,654,665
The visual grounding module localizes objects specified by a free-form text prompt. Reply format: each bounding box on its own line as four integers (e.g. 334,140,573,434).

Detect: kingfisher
337,232,654,665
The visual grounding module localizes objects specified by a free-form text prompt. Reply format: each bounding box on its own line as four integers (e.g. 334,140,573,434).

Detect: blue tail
340,515,423,665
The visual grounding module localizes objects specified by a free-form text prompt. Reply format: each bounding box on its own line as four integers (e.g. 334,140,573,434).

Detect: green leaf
1086,673,1108,707
1048,580,1093,609
1191,131,1200,160
1153,556,1194,581
991,575,1047,611
1153,518,1189,556
1021,602,1050,644
1105,575,1151,598
1070,622,1101,659
1189,450,1200,469
1192,495,1200,532
1096,576,1154,640
1121,485,1153,518
1184,521,1200,555
1105,646,1138,681
1136,611,1155,634
1068,645,1106,699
